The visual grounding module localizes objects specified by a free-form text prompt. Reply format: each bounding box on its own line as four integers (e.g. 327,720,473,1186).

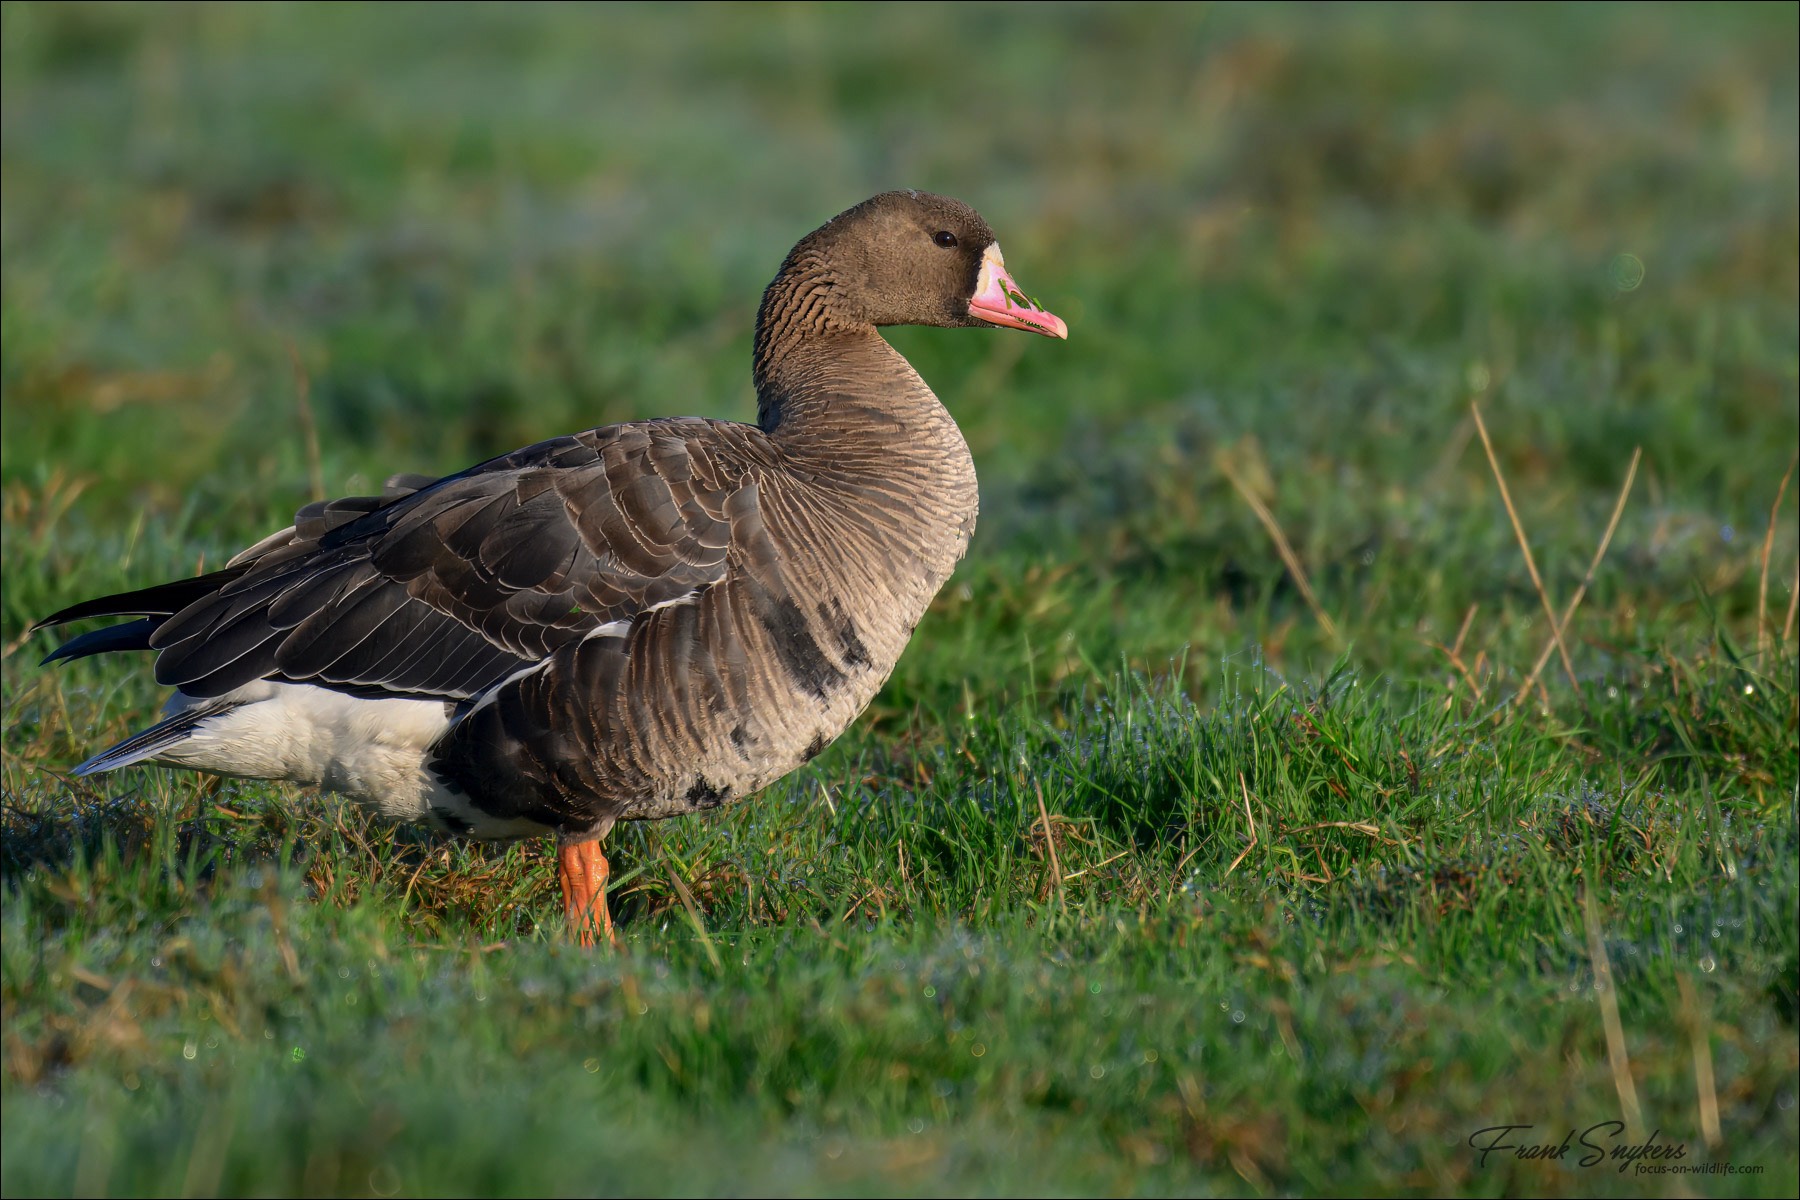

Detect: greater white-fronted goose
37,191,1067,943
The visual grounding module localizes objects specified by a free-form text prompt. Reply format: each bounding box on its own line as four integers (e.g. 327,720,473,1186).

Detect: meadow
2,2,1796,1194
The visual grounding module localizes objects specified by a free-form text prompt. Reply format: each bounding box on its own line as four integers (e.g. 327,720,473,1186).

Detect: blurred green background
4,0,1793,508
2,3,1796,1196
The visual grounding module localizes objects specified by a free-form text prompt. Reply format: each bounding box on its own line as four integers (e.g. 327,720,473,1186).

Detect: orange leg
557,839,617,947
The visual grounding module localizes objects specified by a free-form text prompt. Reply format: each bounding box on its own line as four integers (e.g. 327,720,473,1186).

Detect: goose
36,190,1067,944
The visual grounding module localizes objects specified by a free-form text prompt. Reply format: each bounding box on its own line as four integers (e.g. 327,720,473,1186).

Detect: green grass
3,1,1797,1195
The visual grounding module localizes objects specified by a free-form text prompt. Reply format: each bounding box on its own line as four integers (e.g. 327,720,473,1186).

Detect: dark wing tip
32,568,251,632
39,618,160,666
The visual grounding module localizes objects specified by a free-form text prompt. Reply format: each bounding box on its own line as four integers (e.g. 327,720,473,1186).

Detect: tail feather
33,567,250,632
72,700,244,776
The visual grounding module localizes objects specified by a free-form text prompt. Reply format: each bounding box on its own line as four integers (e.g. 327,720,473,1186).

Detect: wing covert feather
148,421,766,701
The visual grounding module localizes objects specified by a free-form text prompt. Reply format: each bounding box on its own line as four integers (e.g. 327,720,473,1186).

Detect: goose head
775,190,1069,340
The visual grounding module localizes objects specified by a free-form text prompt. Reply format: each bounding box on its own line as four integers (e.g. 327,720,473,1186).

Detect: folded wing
38,419,759,704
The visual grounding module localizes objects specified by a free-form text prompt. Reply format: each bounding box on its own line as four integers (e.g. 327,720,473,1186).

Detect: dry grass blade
1225,773,1260,877
179,1089,235,1199
664,865,723,971
1676,974,1722,1151
1219,458,1343,648
285,340,326,505
1061,850,1130,882
1513,446,1640,706
1757,451,1797,658
1583,885,1644,1143
1171,837,1209,882
1285,821,1403,846
261,877,304,988
838,888,875,924
1449,603,1478,662
1432,603,1487,709
1430,646,1471,704
896,836,915,903
1034,778,1065,909
1471,402,1580,695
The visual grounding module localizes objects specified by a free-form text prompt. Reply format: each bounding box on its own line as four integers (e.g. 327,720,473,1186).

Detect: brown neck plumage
749,232,980,562
754,251,909,435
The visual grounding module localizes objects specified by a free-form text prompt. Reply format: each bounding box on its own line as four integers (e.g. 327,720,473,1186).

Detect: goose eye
933,231,957,248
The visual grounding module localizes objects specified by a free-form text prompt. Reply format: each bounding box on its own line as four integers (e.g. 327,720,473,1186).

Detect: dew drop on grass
909,1118,925,1134
1699,955,1716,973
1609,253,1645,290
1232,1010,1245,1024
368,1164,400,1198
1090,1065,1105,1079
182,1040,197,1060
1673,923,1683,934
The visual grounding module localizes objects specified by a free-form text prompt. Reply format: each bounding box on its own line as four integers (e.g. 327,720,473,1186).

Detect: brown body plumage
37,191,1067,940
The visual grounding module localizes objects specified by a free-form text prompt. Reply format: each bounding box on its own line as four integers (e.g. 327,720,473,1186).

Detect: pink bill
967,244,1068,339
